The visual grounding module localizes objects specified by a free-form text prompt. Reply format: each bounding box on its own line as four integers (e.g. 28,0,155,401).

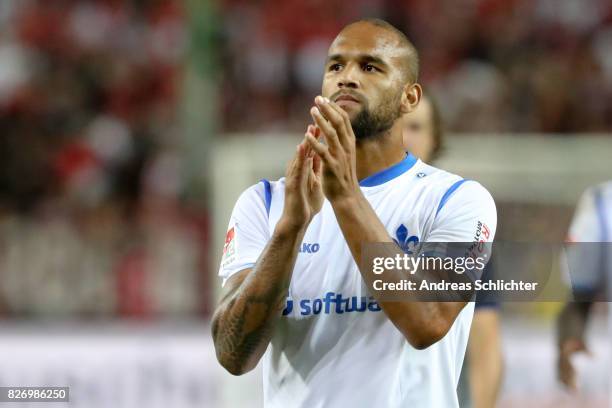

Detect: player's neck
355,128,406,182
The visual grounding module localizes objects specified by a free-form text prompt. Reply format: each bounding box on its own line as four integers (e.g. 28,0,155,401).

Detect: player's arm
211,222,306,375
212,136,323,375
468,308,503,408
322,187,468,349
557,301,593,389
556,186,603,389
305,97,494,349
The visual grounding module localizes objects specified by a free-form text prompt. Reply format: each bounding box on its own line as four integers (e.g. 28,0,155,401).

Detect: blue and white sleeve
218,182,271,286
425,180,497,282
428,180,497,246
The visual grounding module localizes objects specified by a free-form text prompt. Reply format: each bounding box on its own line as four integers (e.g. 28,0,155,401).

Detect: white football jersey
219,154,497,408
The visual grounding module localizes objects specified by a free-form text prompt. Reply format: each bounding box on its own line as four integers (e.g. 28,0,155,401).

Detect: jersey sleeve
218,183,271,286
425,181,497,282
474,261,501,308
427,181,497,245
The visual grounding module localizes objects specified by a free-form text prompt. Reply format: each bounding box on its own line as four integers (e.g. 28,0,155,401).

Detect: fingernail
315,96,324,104
324,97,331,103
310,106,318,115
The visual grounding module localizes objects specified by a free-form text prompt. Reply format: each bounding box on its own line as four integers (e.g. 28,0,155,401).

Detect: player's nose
337,63,360,89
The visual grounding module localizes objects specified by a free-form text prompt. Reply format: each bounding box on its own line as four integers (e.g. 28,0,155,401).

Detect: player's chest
285,194,433,300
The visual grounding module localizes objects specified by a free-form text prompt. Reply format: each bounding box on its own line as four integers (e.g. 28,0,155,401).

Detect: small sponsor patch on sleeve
465,221,493,258
221,225,237,268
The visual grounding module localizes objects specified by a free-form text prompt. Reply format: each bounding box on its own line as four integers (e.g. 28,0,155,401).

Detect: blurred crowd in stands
0,0,211,318
219,0,612,133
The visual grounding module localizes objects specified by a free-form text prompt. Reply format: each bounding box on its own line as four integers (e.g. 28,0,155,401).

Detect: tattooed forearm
212,276,285,374
211,222,305,375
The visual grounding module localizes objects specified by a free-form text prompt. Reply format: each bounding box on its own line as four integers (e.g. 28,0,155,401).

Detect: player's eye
363,64,378,72
329,63,342,72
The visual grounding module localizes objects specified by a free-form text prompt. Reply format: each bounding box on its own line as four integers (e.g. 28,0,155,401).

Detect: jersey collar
359,153,418,187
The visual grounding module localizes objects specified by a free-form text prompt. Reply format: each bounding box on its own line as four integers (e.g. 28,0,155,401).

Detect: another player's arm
212,134,323,375
557,301,593,389
306,96,469,349
556,187,601,390
468,308,503,408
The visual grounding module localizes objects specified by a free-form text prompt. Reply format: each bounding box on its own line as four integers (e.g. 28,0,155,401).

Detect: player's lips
334,94,361,104
333,94,362,110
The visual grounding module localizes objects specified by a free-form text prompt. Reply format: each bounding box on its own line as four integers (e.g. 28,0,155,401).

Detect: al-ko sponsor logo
299,242,320,253
282,292,382,316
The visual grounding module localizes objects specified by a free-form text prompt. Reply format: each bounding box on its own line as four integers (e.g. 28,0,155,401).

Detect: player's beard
351,89,402,141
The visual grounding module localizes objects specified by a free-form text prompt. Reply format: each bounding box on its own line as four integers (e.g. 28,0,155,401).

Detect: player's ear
400,83,422,115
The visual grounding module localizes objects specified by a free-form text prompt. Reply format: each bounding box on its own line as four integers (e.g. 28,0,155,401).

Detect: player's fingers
316,97,353,150
312,125,327,149
307,152,321,190
312,152,322,178
307,157,317,189
288,143,307,183
302,156,313,185
315,96,345,131
305,133,332,164
286,144,300,176
305,125,318,158
310,106,340,153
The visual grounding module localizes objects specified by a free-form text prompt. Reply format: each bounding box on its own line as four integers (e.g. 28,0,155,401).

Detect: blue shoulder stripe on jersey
594,187,608,242
359,153,418,187
260,179,272,217
436,179,468,216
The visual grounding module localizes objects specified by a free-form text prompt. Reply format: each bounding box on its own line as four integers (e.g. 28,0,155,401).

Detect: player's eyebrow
327,53,390,69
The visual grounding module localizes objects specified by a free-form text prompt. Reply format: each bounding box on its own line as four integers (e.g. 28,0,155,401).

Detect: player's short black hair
344,18,419,84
